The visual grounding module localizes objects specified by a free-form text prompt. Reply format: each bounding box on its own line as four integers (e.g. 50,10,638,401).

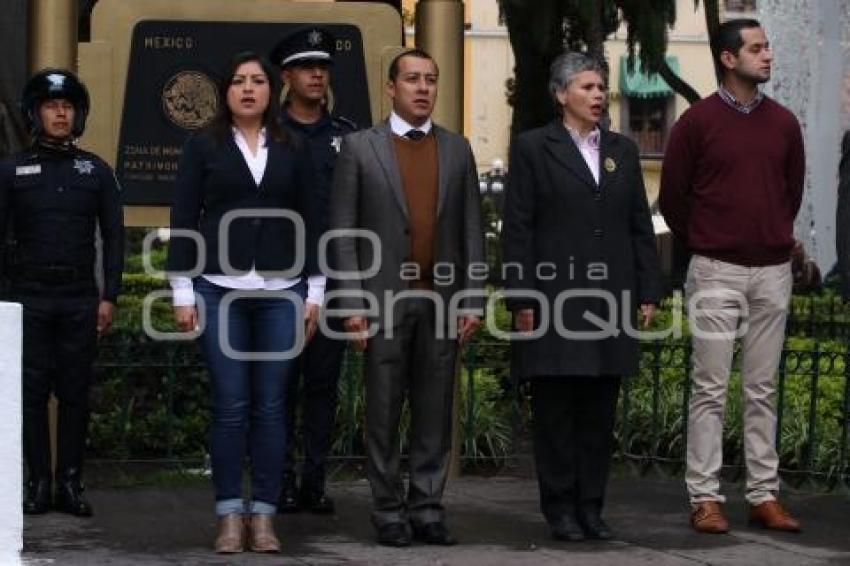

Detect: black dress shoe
54,479,93,517
277,481,300,514
23,478,51,515
412,522,458,546
577,510,613,540
300,491,335,514
550,515,585,542
376,522,412,547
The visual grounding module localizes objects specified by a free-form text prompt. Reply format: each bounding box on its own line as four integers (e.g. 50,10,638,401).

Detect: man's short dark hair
712,18,762,76
387,49,438,82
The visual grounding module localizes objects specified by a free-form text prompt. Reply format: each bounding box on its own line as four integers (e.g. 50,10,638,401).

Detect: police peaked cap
21,68,90,137
270,26,336,68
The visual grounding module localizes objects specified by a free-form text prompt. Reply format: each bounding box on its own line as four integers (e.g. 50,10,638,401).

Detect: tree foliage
500,0,717,137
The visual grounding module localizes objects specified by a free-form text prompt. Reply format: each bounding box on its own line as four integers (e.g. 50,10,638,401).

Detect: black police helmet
21,68,90,138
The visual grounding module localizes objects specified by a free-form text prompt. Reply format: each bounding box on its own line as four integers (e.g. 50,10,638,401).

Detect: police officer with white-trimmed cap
270,26,357,515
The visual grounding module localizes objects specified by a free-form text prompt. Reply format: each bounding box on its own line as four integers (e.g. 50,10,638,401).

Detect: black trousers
365,298,458,527
17,289,98,482
530,376,621,524
282,326,346,494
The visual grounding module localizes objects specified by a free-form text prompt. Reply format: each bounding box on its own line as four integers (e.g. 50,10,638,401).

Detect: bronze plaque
117,20,371,205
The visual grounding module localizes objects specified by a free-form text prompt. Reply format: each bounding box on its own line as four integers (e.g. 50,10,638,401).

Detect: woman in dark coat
502,51,662,541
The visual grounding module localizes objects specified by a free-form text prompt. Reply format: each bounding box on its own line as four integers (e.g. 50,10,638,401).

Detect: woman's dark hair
208,51,289,145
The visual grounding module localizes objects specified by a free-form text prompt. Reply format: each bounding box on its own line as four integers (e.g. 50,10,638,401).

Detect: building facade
404,0,758,204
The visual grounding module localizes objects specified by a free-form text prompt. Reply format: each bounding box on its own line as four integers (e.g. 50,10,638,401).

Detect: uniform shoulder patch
15,164,41,176
332,115,358,132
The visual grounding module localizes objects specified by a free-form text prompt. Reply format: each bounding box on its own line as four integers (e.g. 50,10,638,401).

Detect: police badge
307,30,323,47
73,158,95,175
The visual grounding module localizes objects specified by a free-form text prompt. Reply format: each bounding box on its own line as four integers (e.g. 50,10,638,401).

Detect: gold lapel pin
604,157,617,173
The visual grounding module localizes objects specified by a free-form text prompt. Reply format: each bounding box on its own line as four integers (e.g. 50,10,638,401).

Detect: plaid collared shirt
718,84,764,114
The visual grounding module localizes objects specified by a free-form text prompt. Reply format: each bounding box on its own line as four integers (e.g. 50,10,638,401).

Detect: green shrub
90,275,850,483
459,367,515,466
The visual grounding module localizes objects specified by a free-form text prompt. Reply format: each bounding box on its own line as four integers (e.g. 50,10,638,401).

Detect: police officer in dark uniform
0,69,124,516
270,26,357,514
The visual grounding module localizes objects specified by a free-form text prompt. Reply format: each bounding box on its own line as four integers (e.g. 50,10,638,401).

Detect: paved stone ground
20,472,850,565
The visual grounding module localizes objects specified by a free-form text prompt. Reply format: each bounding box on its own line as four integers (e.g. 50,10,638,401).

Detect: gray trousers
685,255,792,505
364,298,458,527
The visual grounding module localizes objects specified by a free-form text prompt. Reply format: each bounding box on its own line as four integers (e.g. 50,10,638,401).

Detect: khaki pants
685,255,792,505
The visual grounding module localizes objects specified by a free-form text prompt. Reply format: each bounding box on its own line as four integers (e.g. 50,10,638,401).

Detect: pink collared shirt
565,124,601,185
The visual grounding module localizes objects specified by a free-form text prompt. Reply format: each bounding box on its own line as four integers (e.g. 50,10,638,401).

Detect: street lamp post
479,158,506,285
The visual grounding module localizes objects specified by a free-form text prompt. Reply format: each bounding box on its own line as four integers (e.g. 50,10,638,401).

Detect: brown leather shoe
248,513,281,553
748,500,801,532
690,501,730,534
214,513,245,553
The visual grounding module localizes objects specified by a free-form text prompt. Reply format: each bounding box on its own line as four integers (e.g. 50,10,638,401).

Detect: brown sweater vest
393,132,439,287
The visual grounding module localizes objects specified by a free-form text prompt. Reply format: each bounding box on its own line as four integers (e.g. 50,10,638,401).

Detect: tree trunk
501,1,563,138
658,59,701,104
583,1,612,128
585,0,605,62
703,0,721,84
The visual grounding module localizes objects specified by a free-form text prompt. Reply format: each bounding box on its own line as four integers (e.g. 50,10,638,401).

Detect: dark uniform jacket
0,145,124,302
502,121,662,379
281,110,357,235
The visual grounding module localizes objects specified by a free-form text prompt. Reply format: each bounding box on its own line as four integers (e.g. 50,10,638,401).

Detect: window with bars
724,0,757,12
624,96,671,157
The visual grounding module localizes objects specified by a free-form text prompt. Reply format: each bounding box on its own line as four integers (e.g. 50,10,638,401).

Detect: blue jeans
195,278,305,516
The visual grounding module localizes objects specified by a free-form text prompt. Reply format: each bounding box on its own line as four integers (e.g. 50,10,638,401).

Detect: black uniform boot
299,472,334,514
277,471,300,514
54,468,93,517
23,477,52,515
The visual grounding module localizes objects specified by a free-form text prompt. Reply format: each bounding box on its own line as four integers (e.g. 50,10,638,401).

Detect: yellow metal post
28,0,78,73
28,0,79,479
415,0,466,478
414,0,464,133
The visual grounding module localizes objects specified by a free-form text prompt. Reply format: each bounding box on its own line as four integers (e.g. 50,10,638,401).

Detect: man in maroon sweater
660,19,804,535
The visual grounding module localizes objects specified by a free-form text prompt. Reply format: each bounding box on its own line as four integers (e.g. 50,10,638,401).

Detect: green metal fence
88,295,850,491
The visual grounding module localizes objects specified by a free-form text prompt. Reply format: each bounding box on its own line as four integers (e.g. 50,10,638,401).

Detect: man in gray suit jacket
329,49,484,547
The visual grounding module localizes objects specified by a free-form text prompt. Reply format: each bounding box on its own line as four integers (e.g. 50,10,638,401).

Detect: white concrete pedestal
0,302,23,562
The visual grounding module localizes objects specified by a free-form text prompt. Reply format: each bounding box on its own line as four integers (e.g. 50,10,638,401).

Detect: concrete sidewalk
22,473,850,565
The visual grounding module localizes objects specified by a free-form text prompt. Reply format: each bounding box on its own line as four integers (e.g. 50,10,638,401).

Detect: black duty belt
12,264,93,284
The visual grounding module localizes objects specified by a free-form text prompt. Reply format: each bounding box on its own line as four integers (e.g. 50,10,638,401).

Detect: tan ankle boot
248,513,281,553
214,513,245,553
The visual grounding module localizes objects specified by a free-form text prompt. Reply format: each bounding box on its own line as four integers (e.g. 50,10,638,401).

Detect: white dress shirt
389,111,433,138
169,127,326,307
565,124,601,185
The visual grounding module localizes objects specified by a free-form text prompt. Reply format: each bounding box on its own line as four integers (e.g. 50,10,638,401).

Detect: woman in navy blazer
166,52,321,554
